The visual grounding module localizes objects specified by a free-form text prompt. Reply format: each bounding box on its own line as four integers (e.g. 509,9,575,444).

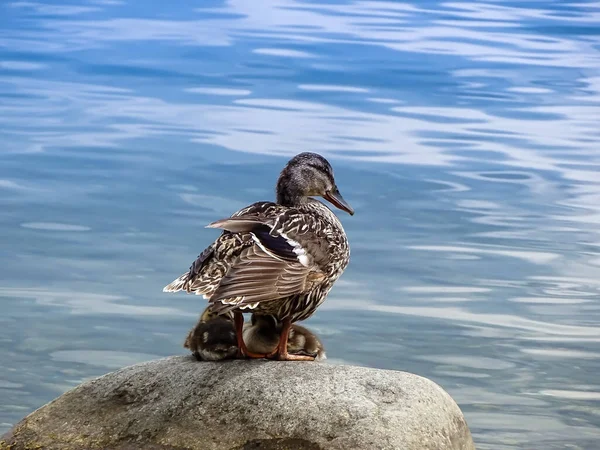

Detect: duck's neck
277,189,308,207
276,172,308,207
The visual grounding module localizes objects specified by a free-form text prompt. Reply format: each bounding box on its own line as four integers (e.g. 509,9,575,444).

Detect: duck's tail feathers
163,272,190,293
209,298,259,315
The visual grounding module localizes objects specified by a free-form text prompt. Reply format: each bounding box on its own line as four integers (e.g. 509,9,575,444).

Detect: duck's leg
233,311,270,359
271,318,315,361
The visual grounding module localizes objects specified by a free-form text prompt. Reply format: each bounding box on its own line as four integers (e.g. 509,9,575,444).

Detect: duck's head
276,152,354,215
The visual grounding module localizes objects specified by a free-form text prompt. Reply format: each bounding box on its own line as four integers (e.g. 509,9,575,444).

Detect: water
1,0,600,448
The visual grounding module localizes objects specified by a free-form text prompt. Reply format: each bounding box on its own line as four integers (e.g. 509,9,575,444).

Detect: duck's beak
323,187,354,215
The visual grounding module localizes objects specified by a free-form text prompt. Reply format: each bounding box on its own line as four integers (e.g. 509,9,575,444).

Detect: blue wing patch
251,225,298,261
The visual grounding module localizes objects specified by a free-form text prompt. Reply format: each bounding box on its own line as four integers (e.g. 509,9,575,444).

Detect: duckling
241,314,279,355
242,314,326,361
184,307,238,361
287,323,327,361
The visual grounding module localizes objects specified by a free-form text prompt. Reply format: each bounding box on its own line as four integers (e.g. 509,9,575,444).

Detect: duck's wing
163,242,216,293
206,215,324,309
162,201,279,295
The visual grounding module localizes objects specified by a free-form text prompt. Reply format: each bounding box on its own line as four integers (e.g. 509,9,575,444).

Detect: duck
287,323,327,361
164,152,353,361
183,306,238,361
243,313,326,361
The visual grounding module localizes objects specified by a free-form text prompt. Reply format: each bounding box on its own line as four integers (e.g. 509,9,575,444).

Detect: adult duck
163,152,353,360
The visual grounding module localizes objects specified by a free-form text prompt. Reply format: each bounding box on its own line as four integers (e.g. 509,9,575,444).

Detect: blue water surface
1,1,600,448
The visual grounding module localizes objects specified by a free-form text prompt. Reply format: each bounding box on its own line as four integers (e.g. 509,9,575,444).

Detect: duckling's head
200,305,232,323
276,152,354,215
250,313,281,332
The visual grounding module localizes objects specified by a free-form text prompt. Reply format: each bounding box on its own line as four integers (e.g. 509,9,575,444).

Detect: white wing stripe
278,230,310,267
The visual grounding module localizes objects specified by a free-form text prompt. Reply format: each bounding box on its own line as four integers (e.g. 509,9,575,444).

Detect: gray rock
1,356,475,450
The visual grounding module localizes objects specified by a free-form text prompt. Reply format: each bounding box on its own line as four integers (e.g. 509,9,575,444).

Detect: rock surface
2,356,475,450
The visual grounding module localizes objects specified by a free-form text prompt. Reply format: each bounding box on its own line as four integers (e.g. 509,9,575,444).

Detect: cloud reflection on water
2,0,600,448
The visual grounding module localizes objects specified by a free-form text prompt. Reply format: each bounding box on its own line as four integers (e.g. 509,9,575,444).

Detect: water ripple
2,1,600,448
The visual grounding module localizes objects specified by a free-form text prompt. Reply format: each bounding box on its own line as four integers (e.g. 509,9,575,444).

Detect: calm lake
1,1,600,448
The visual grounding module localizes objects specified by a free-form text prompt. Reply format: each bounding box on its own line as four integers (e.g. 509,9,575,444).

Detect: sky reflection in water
1,0,600,448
